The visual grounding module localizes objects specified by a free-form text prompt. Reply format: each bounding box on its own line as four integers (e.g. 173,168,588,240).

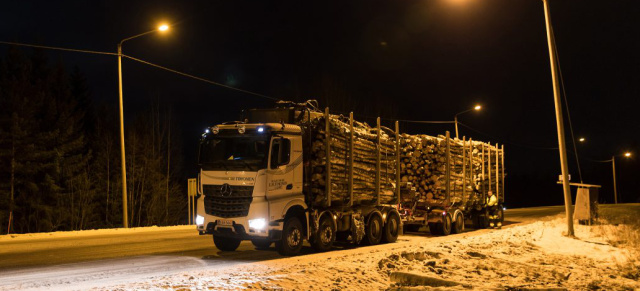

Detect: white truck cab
196,122,308,252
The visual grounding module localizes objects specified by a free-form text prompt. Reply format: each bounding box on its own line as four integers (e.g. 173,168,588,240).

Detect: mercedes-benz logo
220,183,232,197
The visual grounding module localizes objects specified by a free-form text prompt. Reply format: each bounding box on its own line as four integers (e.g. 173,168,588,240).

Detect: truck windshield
198,135,269,171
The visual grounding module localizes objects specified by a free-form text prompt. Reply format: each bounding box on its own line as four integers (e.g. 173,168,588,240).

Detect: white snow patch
100,217,639,290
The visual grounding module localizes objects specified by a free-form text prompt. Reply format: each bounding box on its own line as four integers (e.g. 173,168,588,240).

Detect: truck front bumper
200,221,282,241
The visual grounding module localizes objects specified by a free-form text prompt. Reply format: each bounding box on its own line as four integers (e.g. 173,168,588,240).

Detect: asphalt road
0,204,614,290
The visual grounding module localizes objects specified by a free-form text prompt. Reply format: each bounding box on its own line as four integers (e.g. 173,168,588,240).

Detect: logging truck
195,100,504,255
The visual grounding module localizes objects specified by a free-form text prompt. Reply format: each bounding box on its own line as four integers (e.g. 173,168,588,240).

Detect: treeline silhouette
0,47,186,234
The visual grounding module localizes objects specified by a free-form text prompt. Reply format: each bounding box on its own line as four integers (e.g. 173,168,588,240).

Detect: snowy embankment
109,214,640,291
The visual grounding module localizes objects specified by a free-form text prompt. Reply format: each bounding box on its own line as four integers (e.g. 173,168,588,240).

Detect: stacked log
306,111,503,208
309,115,398,205
399,135,501,206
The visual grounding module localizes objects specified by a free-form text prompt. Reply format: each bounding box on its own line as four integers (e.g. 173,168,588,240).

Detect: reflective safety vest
486,194,497,207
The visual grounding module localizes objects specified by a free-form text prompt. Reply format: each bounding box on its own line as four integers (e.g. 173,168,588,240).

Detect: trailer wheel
362,214,383,245
382,212,400,243
276,216,304,256
451,212,464,234
251,239,272,250
213,236,241,251
479,208,490,229
439,214,452,235
311,215,335,252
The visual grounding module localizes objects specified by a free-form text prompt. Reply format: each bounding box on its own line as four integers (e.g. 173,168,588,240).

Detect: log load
307,111,504,208
309,115,398,206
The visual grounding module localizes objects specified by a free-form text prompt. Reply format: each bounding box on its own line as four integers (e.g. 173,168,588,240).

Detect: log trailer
195,100,504,256
398,134,506,235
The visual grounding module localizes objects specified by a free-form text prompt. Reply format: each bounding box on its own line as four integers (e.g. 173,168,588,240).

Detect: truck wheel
382,212,400,243
362,214,383,245
433,214,452,236
213,236,241,251
251,239,272,250
276,216,304,256
451,212,464,234
311,215,335,252
403,224,421,232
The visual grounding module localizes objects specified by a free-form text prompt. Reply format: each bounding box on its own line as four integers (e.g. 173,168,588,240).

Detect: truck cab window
270,138,291,169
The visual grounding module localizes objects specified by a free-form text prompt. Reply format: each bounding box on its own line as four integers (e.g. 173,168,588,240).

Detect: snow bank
105,216,640,290
0,225,194,242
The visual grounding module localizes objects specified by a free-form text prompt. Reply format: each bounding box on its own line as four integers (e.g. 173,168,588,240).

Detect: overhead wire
0,40,117,56
0,40,278,101
550,23,584,182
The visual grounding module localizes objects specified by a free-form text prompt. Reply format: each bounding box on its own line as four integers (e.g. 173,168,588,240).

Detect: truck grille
203,184,254,218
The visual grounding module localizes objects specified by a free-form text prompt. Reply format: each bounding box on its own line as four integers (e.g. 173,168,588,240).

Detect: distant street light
610,152,632,204
118,24,170,228
454,104,481,139
579,137,585,142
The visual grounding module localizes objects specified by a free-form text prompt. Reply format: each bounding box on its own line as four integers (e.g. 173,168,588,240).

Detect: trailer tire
382,212,400,243
451,212,464,234
479,208,490,229
438,214,452,236
276,217,304,256
311,215,335,252
362,214,383,245
251,239,272,250
213,236,241,251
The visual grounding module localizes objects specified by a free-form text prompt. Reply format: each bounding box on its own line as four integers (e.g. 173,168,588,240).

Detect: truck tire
311,215,335,252
382,212,400,243
451,212,464,234
213,236,241,251
251,239,272,250
276,216,304,256
403,224,421,232
362,214,383,245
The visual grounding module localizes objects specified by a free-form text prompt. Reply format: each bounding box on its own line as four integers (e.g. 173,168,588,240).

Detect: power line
0,40,279,101
457,122,560,150
122,54,278,101
551,23,583,182
0,40,117,56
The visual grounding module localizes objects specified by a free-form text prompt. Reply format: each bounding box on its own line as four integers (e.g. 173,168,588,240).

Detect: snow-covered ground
107,215,639,291
1,206,638,290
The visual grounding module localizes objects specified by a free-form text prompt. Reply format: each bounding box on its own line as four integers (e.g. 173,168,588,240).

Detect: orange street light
117,23,170,228
454,104,482,139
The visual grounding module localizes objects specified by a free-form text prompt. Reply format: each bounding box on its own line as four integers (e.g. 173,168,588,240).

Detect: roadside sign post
187,178,197,225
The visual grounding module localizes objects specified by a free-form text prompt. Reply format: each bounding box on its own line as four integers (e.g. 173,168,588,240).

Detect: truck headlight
248,218,266,230
196,215,205,226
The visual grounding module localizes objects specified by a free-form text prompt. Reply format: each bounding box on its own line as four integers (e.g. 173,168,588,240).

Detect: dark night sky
1,0,639,207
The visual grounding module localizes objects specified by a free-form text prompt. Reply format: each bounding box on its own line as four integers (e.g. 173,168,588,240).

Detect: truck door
266,135,302,201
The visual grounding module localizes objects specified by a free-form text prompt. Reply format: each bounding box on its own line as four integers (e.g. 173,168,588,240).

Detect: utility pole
612,156,618,204
542,0,574,236
117,43,129,228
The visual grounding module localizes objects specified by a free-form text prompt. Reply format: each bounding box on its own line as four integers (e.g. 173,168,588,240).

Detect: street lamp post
611,152,631,204
118,24,169,228
454,105,481,139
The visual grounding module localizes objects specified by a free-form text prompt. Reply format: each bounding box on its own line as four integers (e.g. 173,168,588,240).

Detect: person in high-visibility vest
486,192,501,229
